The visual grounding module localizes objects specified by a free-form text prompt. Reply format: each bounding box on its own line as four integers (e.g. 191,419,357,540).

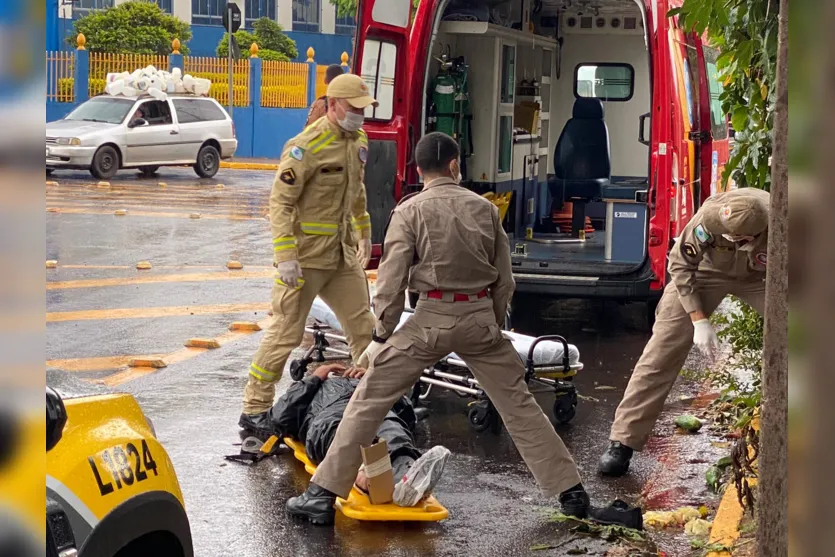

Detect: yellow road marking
55,264,274,270
47,354,167,372
47,270,273,290
46,207,266,221
45,199,267,216
47,303,270,323
707,478,758,557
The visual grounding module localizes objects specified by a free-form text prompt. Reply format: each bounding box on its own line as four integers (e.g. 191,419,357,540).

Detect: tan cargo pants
242,259,374,415
311,298,582,499
610,278,765,450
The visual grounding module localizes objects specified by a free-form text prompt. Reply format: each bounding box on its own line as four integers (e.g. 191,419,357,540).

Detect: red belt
426,289,488,302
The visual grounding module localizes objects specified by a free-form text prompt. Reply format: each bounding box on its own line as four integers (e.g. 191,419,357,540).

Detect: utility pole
756,0,788,552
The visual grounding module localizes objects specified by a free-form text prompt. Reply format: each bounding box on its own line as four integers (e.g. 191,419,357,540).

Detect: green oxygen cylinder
432,72,457,138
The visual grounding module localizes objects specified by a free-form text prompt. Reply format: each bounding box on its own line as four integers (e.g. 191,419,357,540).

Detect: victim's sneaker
392,446,451,507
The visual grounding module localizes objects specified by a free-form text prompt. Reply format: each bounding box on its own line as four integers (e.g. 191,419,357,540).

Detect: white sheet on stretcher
308,297,581,367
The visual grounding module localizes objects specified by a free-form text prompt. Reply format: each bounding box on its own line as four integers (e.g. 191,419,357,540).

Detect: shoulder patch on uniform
682,242,698,259
694,224,712,244
720,205,733,221
359,147,368,163
280,168,296,185
756,252,767,266
289,146,305,161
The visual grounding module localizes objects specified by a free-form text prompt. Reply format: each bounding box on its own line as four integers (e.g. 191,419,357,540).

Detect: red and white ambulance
352,0,730,305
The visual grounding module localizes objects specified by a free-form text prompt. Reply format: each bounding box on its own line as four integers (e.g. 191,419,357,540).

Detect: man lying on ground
270,363,449,506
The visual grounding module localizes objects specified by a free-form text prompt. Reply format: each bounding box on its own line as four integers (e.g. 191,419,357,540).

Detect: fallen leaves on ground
547,511,648,543
643,506,709,529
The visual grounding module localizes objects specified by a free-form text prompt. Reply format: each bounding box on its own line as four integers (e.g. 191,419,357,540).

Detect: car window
198,101,227,122
173,99,228,124
65,97,135,124
135,100,173,126
173,99,202,124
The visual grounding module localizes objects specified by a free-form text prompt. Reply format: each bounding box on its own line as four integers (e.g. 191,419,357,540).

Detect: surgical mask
336,102,364,132
450,160,462,183
722,234,758,252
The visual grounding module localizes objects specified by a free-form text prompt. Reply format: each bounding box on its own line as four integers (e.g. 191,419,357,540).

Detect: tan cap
326,73,378,109
703,188,770,236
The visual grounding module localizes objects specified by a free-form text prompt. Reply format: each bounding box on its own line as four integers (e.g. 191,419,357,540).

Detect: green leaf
731,106,749,132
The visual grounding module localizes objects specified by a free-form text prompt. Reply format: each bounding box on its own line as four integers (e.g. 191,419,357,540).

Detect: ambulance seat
550,98,611,237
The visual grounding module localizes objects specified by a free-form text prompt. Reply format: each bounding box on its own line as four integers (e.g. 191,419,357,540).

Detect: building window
192,0,225,26
73,0,114,17
245,0,276,27
155,0,173,13
293,0,321,33
335,13,356,35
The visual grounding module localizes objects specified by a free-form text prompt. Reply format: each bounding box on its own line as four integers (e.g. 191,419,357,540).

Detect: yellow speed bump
97,181,111,188
226,260,243,270
216,184,225,189
159,182,167,188
46,181,58,186
136,261,152,270
185,338,221,349
229,321,262,332
114,209,128,216
128,358,167,368
47,207,60,213
46,260,58,269
190,213,201,219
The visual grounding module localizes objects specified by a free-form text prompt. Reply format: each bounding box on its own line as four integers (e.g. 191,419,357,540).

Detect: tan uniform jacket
270,116,372,271
668,188,769,314
374,177,515,338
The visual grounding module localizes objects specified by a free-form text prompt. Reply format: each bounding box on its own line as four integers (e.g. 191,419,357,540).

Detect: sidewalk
220,157,281,171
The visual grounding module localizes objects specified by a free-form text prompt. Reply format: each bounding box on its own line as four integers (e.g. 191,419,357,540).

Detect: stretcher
282,437,449,522
290,298,584,432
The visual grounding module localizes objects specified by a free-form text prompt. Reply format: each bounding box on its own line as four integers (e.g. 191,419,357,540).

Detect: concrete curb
707,417,760,556
220,162,279,170
706,481,751,556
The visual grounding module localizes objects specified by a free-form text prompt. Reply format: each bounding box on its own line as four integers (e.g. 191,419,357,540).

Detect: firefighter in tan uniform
238,73,377,436
286,133,642,529
599,188,770,476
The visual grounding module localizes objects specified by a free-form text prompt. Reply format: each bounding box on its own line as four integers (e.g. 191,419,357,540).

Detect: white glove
276,260,303,289
356,340,385,369
357,239,372,269
692,319,720,363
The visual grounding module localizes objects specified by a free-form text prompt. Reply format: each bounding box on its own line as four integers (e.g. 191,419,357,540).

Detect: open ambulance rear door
352,0,413,263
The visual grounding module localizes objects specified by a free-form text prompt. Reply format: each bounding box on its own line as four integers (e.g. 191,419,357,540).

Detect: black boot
558,483,590,519
588,499,643,530
286,483,337,525
238,412,274,440
598,441,634,477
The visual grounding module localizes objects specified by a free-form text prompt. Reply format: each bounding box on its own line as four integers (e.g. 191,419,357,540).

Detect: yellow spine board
282,438,448,522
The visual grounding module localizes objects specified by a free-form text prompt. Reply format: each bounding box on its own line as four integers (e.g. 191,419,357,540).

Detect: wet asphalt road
46,167,725,556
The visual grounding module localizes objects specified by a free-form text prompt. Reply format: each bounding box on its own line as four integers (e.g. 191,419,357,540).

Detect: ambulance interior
422,0,651,275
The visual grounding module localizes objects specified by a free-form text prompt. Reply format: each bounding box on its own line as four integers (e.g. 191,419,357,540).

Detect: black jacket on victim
270,375,421,466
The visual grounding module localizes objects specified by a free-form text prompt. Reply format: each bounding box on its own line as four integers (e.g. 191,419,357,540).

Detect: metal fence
262,61,308,108
315,65,329,100
46,51,74,103
88,53,168,96
184,56,251,107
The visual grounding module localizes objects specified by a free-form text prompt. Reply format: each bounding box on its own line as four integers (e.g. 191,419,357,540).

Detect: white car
46,94,238,179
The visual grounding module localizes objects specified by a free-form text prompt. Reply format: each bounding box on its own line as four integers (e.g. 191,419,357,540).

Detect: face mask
336,102,364,132
722,234,758,251
449,161,462,183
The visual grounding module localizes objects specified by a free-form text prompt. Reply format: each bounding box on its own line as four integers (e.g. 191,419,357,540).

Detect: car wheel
138,165,160,177
90,146,120,179
46,168,54,176
194,144,220,178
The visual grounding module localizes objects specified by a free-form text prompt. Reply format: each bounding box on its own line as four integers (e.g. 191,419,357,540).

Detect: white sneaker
393,446,451,507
